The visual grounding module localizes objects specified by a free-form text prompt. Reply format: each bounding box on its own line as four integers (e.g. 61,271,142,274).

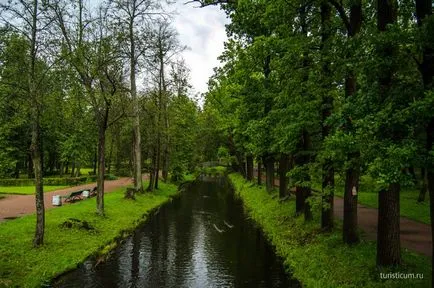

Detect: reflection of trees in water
55,178,294,287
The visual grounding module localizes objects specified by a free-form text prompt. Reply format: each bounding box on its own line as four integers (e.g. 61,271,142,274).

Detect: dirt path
253,170,432,257
0,177,133,222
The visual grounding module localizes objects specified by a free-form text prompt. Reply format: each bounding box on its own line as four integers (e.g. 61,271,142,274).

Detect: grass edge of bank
229,173,431,288
0,180,181,288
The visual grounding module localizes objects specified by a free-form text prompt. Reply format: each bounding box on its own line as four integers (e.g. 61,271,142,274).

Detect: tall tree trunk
414,2,434,282
377,184,401,265
264,155,274,193
320,1,334,230
343,0,362,245
147,147,157,192
28,0,44,247
376,0,399,266
296,186,305,215
279,153,289,198
31,111,44,247
343,160,360,244
246,155,254,181
257,159,262,185
130,22,143,195
96,112,108,216
295,129,312,220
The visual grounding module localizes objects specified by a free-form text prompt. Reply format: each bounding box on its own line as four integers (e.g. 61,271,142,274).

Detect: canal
55,177,299,287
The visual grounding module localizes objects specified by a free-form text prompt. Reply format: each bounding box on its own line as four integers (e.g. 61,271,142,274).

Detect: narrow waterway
55,177,300,287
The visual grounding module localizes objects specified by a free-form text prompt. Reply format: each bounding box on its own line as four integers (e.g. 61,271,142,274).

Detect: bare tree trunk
376,0,400,266
343,161,360,244
341,0,362,245
96,116,108,215
264,155,274,193
147,146,157,192
320,1,334,230
377,184,401,265
27,0,44,247
130,21,143,195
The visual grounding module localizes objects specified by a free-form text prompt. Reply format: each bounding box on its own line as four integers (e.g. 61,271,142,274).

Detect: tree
110,0,165,197
0,0,51,247
146,20,184,190
48,0,127,215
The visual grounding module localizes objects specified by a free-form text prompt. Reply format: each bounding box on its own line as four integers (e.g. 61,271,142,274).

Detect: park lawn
333,175,430,224
230,174,431,288
0,186,69,195
0,180,179,288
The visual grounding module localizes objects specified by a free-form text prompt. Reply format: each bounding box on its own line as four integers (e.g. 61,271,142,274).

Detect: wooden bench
63,191,84,203
61,186,98,203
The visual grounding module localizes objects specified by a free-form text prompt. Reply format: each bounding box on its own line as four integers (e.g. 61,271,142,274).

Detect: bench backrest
69,191,83,197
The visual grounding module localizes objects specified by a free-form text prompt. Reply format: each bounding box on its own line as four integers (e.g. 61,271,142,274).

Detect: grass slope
230,174,430,288
0,181,178,288
0,186,68,195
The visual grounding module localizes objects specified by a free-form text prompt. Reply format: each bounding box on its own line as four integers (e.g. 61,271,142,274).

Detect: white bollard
52,195,62,206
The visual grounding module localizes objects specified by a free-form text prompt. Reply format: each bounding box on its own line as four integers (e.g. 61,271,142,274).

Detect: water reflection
55,177,300,288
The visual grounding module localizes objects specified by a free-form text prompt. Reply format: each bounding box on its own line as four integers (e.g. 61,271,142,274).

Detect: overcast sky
171,1,229,96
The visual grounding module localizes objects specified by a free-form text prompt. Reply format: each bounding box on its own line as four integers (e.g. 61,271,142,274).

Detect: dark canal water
55,177,300,288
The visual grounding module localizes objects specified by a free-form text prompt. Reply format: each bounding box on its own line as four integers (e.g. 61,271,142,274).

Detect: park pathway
253,171,432,257
0,177,136,222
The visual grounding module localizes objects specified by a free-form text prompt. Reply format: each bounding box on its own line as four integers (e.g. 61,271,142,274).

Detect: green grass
332,175,430,224
0,186,68,195
230,173,431,288
0,180,179,288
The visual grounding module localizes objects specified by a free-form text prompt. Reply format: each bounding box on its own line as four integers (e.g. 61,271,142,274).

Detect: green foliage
0,181,179,287
230,174,431,288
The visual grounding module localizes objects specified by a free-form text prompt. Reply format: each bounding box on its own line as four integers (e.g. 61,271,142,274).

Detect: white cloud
172,1,229,95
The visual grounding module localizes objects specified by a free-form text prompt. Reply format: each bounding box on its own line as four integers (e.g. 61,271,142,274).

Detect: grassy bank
230,174,430,288
0,185,68,195
0,181,179,288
